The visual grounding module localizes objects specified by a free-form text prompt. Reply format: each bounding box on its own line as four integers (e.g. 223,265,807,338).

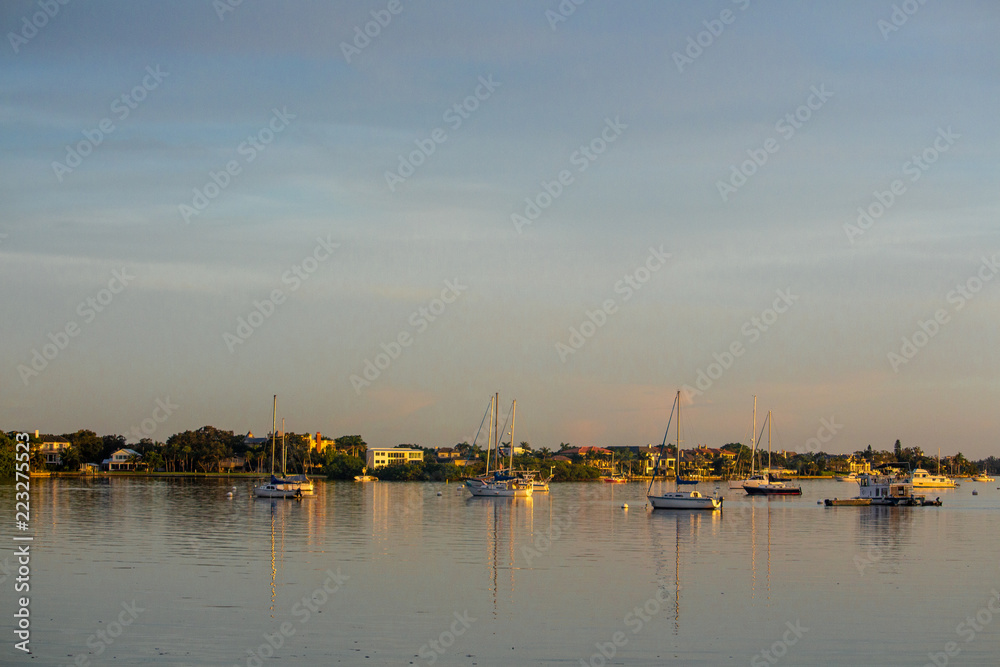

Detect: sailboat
732,396,767,490
354,466,377,482
466,395,533,498
743,410,801,496
647,391,723,510
269,416,314,494
255,396,302,499
601,452,629,483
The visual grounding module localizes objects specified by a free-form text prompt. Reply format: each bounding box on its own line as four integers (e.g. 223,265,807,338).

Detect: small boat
354,467,377,482
467,395,533,498
972,469,994,483
743,410,801,496
254,396,309,499
601,474,629,484
254,483,302,499
834,471,862,482
647,391,723,511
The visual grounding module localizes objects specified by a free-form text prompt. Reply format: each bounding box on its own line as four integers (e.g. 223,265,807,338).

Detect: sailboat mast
751,395,756,476
767,410,772,476
486,395,494,476
510,400,516,471
493,392,499,471
281,417,286,476
270,394,277,476
676,390,681,481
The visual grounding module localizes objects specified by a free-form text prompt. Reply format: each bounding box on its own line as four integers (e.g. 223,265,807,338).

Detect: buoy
226,491,233,498
972,490,978,496
437,491,442,496
622,503,628,510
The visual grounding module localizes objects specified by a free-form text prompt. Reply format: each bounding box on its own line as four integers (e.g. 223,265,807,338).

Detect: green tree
0,431,17,479
64,430,103,464
335,435,367,458
59,445,82,471
322,451,365,480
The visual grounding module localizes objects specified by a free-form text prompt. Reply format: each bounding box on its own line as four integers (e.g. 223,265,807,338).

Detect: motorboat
911,468,957,488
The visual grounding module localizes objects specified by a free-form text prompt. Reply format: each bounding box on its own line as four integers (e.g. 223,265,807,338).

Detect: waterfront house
366,447,424,469
37,433,71,466
102,448,142,471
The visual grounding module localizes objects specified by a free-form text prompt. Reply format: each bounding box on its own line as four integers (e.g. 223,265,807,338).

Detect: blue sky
2,1,998,457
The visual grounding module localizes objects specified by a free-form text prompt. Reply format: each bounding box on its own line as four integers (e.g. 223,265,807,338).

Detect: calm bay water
4,477,1000,666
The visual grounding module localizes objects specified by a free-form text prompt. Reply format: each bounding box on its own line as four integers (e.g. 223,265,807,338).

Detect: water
5,478,999,666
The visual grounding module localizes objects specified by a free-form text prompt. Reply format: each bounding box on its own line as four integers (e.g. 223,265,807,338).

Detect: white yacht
911,468,957,488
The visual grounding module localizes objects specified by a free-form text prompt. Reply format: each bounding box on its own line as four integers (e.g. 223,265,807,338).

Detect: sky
2,1,998,458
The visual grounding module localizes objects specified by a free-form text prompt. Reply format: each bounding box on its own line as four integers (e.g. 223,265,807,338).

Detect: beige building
366,447,424,469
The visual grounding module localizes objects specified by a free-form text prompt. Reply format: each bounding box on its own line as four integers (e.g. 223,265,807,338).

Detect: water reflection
856,505,915,574
646,510,722,634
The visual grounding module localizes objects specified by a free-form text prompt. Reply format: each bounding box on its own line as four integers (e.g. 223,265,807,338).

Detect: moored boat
743,410,801,496
972,469,995,483
647,391,723,511
911,468,957,488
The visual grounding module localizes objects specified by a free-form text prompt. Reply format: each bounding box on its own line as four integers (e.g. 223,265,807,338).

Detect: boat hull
465,480,533,497
648,493,722,510
744,484,802,496
254,484,301,499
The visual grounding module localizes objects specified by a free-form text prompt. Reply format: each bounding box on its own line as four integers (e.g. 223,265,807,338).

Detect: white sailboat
467,395,533,498
730,396,767,490
647,391,722,510
255,396,302,499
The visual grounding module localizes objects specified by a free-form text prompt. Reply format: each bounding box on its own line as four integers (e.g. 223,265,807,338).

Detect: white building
102,448,142,471
366,447,424,469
